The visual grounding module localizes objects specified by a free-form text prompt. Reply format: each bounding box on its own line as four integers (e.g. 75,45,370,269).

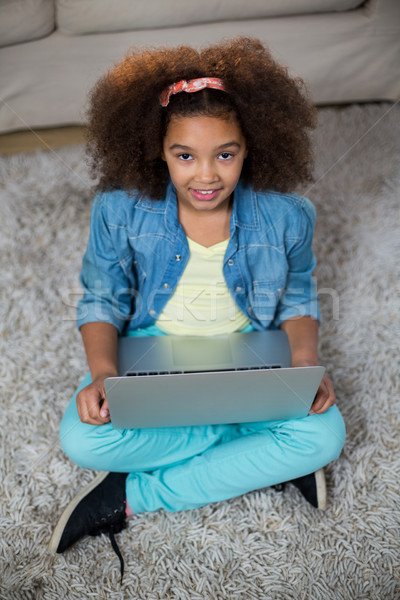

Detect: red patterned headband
160,77,226,107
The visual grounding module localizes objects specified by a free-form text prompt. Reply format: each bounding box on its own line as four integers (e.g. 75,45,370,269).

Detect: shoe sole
48,471,110,553
315,468,327,510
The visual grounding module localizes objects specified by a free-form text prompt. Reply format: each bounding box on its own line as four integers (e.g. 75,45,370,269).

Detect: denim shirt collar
136,178,261,236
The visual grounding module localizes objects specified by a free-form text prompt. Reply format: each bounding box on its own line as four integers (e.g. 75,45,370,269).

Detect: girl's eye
218,152,233,160
178,153,192,161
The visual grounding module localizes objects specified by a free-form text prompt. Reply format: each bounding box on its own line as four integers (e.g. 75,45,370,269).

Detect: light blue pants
60,326,346,514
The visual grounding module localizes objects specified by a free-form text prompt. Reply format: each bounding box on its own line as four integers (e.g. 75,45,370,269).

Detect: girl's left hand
292,358,336,415
309,373,336,415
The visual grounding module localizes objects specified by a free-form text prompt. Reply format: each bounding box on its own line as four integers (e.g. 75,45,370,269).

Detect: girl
49,37,346,579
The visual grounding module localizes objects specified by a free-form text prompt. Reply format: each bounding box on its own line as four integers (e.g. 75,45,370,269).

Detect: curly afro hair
85,36,316,199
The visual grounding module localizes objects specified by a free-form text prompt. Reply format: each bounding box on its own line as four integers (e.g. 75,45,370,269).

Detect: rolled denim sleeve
274,197,320,326
77,194,134,333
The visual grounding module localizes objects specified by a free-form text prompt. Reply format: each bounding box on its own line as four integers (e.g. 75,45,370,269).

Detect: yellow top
156,237,250,336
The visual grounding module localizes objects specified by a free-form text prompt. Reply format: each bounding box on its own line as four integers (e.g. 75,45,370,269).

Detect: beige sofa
1,0,399,134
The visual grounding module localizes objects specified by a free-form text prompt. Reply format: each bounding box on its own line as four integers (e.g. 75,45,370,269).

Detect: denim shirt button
175,254,182,261
149,309,156,315
235,286,242,292
228,259,234,266
248,305,253,314
163,282,170,288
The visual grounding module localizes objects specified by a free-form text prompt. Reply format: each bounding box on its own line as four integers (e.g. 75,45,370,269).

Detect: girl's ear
160,150,166,162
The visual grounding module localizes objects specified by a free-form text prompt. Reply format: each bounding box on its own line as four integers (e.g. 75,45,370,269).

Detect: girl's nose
196,160,217,182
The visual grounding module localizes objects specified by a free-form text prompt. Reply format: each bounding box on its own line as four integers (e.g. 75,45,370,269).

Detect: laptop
104,330,324,428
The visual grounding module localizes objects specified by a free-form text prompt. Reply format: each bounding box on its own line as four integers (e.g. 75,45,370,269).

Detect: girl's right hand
76,376,111,425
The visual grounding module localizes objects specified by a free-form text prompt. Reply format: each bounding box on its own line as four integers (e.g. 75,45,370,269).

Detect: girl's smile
190,188,221,202
162,115,248,217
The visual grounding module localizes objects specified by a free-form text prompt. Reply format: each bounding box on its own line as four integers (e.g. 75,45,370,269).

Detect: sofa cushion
56,0,363,35
0,0,54,47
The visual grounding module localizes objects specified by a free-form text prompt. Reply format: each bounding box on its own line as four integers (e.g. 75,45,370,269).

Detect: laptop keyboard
126,365,282,376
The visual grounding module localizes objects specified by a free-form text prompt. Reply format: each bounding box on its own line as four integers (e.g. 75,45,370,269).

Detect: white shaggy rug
1,103,399,600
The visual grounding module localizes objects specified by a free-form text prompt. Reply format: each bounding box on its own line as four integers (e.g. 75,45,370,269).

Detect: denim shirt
77,179,320,334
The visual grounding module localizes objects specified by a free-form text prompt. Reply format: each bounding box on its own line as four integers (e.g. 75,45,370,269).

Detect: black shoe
272,468,327,509
289,468,327,509
49,472,128,582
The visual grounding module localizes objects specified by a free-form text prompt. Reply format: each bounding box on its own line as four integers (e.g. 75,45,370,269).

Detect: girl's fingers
86,391,103,421
77,383,110,425
309,375,336,414
100,396,110,420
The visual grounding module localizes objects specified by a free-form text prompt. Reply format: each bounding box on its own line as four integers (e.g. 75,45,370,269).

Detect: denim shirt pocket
249,280,286,323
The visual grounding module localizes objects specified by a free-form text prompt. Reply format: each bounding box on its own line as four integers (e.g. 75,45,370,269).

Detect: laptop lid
105,331,325,428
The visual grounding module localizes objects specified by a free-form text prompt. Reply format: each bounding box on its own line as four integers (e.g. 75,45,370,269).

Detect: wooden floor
0,126,87,155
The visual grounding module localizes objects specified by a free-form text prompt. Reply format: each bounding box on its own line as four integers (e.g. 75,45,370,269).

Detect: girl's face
162,114,247,216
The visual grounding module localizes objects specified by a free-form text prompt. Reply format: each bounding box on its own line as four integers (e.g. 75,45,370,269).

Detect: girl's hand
308,372,336,415
281,318,335,414
292,358,336,415
76,376,111,425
